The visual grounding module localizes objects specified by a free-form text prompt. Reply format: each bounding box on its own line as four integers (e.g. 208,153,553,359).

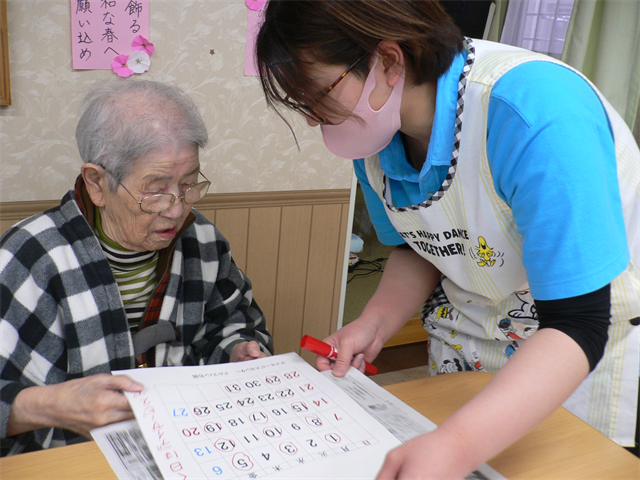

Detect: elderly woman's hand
230,341,267,362
7,374,143,439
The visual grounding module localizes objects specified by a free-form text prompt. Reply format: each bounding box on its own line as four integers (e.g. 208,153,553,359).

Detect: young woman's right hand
316,314,387,377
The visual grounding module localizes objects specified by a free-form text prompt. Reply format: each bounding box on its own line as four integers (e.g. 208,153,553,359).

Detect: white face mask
320,56,405,159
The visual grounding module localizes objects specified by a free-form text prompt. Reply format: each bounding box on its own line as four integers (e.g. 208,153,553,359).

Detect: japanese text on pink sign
71,0,150,70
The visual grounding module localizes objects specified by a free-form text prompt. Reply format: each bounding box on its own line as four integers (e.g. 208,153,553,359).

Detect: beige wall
0,0,353,203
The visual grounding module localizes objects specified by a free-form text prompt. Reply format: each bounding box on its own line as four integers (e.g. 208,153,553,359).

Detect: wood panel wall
0,0,10,106
0,189,352,363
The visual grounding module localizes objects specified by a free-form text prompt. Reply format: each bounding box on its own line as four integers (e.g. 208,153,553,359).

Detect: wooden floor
373,341,429,374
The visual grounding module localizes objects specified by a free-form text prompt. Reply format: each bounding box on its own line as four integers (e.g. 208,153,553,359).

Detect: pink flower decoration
131,35,155,56
127,50,151,74
112,54,134,78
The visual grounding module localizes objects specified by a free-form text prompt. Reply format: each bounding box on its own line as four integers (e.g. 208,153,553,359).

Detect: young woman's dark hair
256,0,463,121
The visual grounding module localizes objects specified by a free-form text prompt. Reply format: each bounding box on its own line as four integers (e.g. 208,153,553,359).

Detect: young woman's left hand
376,429,471,480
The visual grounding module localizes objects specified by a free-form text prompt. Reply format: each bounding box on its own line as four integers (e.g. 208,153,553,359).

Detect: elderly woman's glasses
100,166,211,213
287,51,369,125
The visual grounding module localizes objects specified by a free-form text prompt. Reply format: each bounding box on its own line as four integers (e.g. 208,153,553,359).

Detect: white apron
363,39,640,445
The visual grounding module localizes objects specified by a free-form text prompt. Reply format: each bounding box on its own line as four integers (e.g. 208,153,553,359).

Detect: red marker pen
300,335,378,375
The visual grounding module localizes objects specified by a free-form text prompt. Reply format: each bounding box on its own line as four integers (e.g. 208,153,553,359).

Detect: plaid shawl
1,182,273,455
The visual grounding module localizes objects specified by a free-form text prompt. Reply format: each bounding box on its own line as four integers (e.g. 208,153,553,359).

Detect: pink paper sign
71,0,150,70
245,6,265,76
246,0,265,11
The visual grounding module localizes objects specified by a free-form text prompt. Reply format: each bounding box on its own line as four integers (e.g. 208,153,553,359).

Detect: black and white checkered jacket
0,184,273,455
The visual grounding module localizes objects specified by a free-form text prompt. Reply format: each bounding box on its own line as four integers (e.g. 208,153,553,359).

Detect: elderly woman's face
100,145,200,252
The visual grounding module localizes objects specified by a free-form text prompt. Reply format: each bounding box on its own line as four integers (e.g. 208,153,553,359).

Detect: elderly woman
0,80,273,456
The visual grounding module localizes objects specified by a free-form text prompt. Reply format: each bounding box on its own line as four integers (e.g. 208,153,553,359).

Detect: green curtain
562,0,640,131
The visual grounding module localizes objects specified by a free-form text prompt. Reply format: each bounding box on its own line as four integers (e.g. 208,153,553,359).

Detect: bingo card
112,353,403,480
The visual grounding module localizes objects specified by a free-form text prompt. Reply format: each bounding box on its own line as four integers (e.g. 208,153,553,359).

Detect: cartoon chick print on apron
363,39,640,446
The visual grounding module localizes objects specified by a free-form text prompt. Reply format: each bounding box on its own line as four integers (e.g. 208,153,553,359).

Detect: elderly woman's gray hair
76,80,208,190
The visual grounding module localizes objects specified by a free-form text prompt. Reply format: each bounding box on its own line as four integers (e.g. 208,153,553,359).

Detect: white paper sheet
92,419,162,480
108,353,402,479
322,368,507,480
93,353,506,480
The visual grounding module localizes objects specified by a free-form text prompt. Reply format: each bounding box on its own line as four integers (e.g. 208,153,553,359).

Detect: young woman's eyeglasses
287,51,369,125
100,166,211,213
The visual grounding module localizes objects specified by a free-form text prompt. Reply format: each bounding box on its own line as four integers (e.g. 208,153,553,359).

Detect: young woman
256,1,639,478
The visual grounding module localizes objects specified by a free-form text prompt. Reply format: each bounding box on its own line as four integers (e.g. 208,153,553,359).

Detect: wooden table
385,372,639,479
1,371,638,480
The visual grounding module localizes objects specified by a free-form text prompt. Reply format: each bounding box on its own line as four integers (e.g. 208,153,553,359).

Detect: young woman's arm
376,327,589,479
317,246,440,375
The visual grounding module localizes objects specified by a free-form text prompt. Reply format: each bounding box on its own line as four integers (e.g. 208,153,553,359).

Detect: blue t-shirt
354,51,629,301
